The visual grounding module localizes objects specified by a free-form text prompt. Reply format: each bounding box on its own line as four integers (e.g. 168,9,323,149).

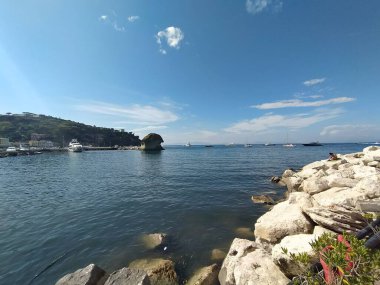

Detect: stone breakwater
55,146,380,285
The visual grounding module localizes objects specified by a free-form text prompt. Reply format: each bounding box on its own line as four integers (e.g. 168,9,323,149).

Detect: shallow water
0,143,365,284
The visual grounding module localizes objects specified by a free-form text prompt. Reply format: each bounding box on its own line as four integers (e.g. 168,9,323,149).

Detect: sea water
0,143,365,284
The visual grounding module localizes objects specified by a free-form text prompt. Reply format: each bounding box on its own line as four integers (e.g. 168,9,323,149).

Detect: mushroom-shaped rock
140,133,164,151
129,258,178,285
104,268,150,285
55,264,108,285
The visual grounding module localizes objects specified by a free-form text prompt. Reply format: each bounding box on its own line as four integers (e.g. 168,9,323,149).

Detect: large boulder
353,174,380,199
271,234,318,277
363,146,380,162
352,165,380,179
312,187,366,208
299,177,329,195
282,176,303,192
187,264,219,285
55,264,108,285
140,133,164,151
129,258,178,285
218,238,289,285
104,268,150,285
254,193,314,243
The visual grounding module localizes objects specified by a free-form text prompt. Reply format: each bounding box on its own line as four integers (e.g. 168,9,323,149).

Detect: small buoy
164,247,167,251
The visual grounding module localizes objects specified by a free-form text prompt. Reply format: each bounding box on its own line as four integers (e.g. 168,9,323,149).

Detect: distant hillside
0,114,141,147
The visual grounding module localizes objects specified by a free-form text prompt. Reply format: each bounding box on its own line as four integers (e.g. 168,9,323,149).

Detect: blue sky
1,0,379,144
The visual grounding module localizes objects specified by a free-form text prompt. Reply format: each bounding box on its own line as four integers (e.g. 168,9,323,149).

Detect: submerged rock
104,268,150,285
141,233,168,249
129,258,178,285
218,238,289,285
187,264,219,285
210,249,227,261
140,133,164,151
55,264,108,285
234,227,253,238
251,195,275,205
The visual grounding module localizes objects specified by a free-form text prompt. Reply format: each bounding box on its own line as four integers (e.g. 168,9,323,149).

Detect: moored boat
68,139,83,152
303,142,323,146
6,146,18,156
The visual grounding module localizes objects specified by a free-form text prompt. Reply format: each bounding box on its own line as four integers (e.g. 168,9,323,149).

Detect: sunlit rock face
140,133,164,151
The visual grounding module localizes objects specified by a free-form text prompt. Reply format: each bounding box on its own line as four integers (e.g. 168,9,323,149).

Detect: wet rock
270,176,281,183
210,249,226,261
251,195,275,205
187,264,219,285
218,238,289,285
55,264,108,285
104,268,150,285
140,133,164,151
234,227,253,239
129,258,178,285
142,233,168,249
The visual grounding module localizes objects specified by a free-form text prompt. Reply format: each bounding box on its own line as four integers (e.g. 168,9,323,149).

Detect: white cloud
224,108,344,134
246,0,283,15
156,27,184,54
303,78,326,86
131,125,168,133
98,14,125,32
128,16,140,22
76,101,179,125
99,15,108,21
252,97,355,109
320,124,380,136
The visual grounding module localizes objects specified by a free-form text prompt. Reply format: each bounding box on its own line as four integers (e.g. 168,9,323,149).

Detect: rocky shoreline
55,146,380,285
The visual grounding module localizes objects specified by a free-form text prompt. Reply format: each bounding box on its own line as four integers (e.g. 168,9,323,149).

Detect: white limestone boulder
363,146,380,162
352,165,380,179
218,238,289,285
302,160,328,171
325,173,359,188
254,193,314,243
271,234,318,277
312,187,366,208
299,177,329,195
282,176,303,192
353,174,380,199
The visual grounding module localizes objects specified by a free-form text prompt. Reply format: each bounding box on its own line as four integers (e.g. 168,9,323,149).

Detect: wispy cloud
156,27,184,54
303,78,326,86
76,101,179,125
128,16,140,22
320,124,380,136
131,125,168,133
224,108,344,134
99,13,125,32
246,0,283,15
252,97,355,110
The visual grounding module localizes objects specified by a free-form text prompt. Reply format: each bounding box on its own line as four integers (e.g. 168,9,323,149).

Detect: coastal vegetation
0,113,141,147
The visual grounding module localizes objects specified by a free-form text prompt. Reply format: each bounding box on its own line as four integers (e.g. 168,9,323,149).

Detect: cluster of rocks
55,232,224,285
218,146,380,284
55,146,380,285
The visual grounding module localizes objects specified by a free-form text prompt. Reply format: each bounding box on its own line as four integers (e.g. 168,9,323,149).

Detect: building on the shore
0,138,10,148
29,140,55,148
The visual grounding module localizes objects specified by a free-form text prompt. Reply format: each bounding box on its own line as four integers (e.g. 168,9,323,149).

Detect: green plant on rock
283,232,380,285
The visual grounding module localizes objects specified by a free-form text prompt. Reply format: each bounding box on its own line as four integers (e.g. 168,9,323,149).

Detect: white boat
264,143,275,146
185,142,191,147
6,146,18,156
283,143,295,147
244,144,253,148
68,139,83,152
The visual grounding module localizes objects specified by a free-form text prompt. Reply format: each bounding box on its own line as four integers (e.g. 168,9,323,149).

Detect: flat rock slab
104,268,150,285
129,258,178,285
55,264,108,285
187,264,219,285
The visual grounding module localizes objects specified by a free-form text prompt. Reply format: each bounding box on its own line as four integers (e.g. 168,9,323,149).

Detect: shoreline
48,145,380,284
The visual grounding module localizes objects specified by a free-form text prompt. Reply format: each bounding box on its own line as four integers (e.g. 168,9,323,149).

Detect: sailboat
185,142,191,147
283,133,295,148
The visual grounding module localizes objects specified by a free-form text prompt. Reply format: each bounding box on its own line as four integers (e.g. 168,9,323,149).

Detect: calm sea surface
0,143,366,284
